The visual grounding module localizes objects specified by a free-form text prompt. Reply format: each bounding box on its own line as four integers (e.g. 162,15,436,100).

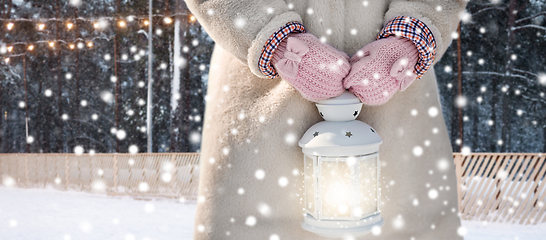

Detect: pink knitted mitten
343,37,419,105
272,33,350,102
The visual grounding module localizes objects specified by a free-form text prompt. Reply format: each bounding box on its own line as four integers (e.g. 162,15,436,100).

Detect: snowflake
428,189,439,199
234,18,246,29
116,130,126,140
457,226,468,236
538,73,546,86
459,11,472,23
437,158,449,171
258,203,272,216
129,145,139,154
392,215,405,229
138,182,149,192
278,177,288,187
371,225,381,235
412,146,423,157
461,146,471,156
92,180,105,191
245,216,257,226
3,176,16,187
455,96,467,107
255,169,265,180
428,107,438,117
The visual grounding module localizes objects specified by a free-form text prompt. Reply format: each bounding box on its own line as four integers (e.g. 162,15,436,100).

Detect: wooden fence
454,153,546,225
0,153,200,200
2,153,546,225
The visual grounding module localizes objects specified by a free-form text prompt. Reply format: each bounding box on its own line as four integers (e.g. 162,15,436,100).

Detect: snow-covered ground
0,187,195,240
1,186,545,240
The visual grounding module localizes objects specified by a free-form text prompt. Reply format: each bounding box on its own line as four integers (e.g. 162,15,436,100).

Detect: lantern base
301,213,384,238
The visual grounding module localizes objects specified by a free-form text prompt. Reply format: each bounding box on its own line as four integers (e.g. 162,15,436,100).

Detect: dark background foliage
0,0,545,154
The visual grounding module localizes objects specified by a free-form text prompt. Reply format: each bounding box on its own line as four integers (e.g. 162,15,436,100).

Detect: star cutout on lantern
345,132,353,138
313,131,319,137
353,111,358,117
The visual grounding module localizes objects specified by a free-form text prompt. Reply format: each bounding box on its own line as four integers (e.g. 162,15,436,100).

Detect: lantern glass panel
304,155,316,217
320,157,353,219
357,154,379,218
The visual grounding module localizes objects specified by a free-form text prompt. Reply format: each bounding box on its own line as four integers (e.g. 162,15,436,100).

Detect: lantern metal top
299,91,382,156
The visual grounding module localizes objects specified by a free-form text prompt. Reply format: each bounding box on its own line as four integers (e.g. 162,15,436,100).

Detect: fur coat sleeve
184,0,302,78
383,0,467,63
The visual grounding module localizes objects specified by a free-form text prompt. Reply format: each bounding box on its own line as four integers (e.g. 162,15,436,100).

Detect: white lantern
298,91,384,238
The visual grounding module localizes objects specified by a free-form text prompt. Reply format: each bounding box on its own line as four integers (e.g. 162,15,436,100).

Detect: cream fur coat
186,0,467,239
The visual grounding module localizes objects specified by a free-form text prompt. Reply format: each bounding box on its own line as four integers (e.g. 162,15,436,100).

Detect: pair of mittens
272,33,418,105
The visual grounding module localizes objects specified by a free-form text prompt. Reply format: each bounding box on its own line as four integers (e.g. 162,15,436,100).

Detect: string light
5,58,9,63
49,42,55,48
118,20,126,27
143,20,149,26
7,22,14,30
38,23,45,30
7,46,13,52
93,22,100,29
163,17,172,24
67,22,74,30
28,45,34,51
87,42,93,48
189,15,196,22
69,44,75,49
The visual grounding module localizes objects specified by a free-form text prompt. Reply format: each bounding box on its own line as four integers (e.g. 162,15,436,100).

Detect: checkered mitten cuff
378,16,436,79
259,22,306,78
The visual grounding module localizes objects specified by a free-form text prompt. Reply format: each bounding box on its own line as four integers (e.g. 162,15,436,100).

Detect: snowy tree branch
462,71,505,77
471,6,507,16
462,71,534,82
513,69,538,78
516,12,546,24
512,24,546,31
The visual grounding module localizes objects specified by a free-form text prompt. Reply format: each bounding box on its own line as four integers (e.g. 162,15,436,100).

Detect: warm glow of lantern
143,20,149,26
163,17,173,24
38,23,45,30
67,22,74,30
118,21,126,27
7,22,14,30
28,45,34,51
49,42,55,48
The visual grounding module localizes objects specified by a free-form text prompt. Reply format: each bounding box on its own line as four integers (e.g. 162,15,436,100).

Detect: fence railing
0,153,200,200
2,153,546,224
454,153,546,225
